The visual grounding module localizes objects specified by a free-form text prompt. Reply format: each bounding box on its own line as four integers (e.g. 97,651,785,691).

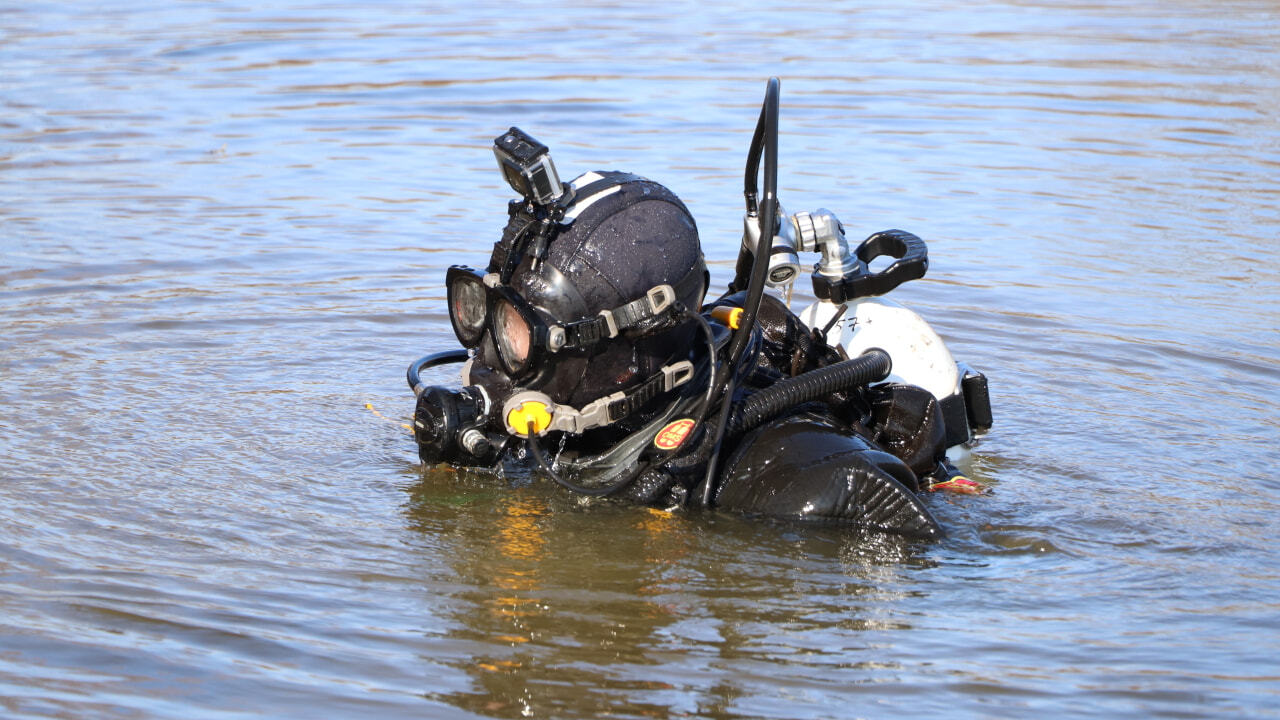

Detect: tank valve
741,203,801,287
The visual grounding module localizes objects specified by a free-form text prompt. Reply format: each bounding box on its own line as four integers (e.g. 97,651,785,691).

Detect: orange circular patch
653,418,696,451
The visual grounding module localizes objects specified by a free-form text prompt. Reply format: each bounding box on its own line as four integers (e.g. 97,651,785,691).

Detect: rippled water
3,1,1279,717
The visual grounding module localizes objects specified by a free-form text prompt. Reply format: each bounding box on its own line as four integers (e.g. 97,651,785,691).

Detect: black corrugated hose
726,348,891,438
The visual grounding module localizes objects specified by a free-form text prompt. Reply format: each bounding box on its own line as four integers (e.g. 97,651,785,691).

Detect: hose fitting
791,208,861,280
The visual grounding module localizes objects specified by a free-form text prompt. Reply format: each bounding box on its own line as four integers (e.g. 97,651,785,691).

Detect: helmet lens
448,275,488,347
493,299,533,375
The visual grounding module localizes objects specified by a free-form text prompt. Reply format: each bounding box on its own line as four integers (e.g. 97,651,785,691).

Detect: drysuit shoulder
714,410,943,539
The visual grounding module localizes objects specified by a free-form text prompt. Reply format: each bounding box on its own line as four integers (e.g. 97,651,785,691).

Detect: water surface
2,1,1278,718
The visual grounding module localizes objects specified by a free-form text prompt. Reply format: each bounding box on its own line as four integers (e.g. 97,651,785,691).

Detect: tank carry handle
812,229,929,302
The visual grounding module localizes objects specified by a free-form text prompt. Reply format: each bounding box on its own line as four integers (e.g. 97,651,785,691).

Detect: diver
408,79,992,539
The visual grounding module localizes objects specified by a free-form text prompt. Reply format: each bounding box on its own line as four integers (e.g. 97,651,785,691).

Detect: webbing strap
569,172,643,206
557,262,703,349
539,360,695,435
604,361,695,423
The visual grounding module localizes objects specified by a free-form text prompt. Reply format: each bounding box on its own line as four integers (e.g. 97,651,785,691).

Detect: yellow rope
365,402,413,432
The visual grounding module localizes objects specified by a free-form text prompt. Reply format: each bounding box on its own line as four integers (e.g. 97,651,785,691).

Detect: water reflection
404,468,934,718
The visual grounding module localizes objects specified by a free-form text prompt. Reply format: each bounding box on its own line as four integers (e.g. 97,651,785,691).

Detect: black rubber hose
715,77,779,406
407,349,470,395
726,348,891,438
702,78,780,508
527,435,636,498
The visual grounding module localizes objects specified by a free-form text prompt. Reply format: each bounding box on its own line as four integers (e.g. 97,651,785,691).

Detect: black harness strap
558,261,704,349
605,362,695,424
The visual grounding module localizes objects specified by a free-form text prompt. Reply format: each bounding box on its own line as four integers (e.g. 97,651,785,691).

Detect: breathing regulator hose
716,76,780,399
407,349,470,396
698,77,782,508
525,431,625,498
726,348,891,438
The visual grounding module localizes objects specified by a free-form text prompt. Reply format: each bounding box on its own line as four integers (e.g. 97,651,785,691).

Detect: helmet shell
474,173,706,410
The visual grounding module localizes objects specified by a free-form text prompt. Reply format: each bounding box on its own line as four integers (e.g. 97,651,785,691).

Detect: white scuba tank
797,297,961,401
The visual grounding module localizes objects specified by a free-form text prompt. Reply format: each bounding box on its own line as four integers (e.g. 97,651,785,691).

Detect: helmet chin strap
502,360,695,437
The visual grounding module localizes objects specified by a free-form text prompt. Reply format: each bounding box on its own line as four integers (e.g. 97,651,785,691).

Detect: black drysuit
617,292,952,539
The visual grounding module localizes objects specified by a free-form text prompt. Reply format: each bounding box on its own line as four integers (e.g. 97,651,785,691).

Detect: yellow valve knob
710,306,744,329
506,400,553,437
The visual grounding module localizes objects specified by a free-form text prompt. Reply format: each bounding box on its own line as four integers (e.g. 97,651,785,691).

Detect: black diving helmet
461,141,709,412
412,130,712,481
